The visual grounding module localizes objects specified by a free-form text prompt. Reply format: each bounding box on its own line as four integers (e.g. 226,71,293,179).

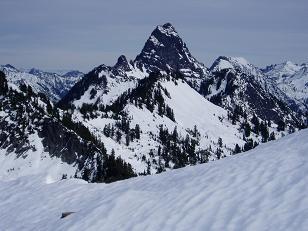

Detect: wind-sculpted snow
0,128,307,230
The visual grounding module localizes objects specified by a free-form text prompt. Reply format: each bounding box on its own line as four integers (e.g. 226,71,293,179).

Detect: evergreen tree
216,148,222,159
159,125,167,144
157,146,162,156
193,125,200,139
156,155,165,174
27,85,34,97
46,101,53,115
251,114,260,134
166,106,175,121
244,122,251,137
135,124,141,139
269,132,276,141
19,84,28,93
125,133,130,146
197,150,210,163
103,124,111,137
111,125,115,138
116,130,122,143
158,103,164,116
90,88,97,99
288,126,295,134
218,137,223,148
244,139,254,151
146,161,151,175
0,71,8,95
101,149,136,183
233,144,241,154
82,168,91,182
260,122,269,143
95,155,104,182
111,148,115,157
277,120,285,131
172,126,178,143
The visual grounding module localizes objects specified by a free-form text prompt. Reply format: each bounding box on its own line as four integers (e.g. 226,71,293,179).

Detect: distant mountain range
262,61,308,113
0,23,307,183
0,64,83,101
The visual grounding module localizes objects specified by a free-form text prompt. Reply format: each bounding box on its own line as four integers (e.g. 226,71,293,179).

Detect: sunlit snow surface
0,129,307,231
0,131,76,183
81,79,244,174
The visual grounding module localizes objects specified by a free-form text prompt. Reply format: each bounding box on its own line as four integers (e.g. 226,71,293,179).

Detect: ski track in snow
0,129,307,231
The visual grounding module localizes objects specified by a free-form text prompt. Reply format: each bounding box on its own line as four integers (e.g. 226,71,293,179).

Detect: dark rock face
135,23,189,71
134,23,207,81
114,55,131,72
245,80,284,122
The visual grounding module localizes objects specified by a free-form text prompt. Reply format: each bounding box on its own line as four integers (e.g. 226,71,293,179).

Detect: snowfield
0,129,307,230
75,78,244,174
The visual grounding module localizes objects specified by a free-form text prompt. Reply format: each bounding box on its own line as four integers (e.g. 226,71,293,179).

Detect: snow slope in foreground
0,129,308,231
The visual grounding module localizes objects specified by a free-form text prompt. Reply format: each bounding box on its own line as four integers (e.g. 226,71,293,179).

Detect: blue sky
0,0,307,72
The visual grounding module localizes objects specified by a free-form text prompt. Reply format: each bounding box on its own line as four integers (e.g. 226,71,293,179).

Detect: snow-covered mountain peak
262,61,308,112
156,22,178,37
282,61,300,71
148,23,180,48
210,56,262,79
200,55,306,124
281,62,303,77
300,62,308,67
135,23,204,72
114,55,131,72
28,67,43,76
133,23,208,90
210,56,233,72
229,56,250,67
284,60,296,67
62,70,84,78
262,61,302,79
3,64,18,71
